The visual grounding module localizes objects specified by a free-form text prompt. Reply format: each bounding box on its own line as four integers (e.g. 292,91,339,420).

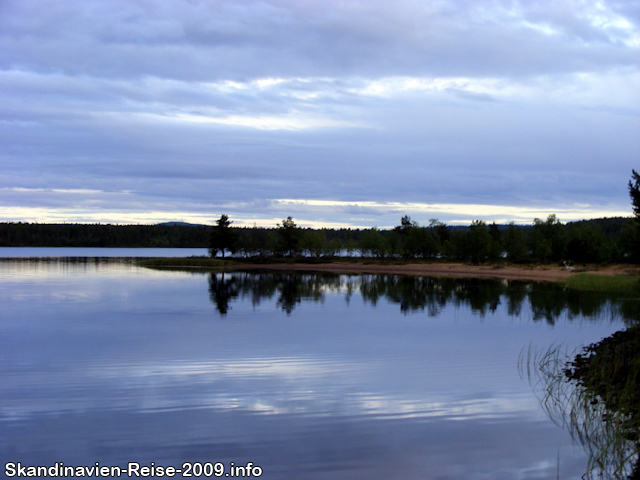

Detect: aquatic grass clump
561,274,640,295
522,327,640,479
565,327,640,479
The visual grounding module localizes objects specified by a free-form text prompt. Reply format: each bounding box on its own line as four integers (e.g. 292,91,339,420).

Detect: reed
521,327,640,479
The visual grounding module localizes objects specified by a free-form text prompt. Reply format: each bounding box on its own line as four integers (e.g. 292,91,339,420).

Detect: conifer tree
629,169,640,222
209,214,238,258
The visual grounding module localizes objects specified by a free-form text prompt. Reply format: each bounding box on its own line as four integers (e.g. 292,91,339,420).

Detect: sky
0,0,639,228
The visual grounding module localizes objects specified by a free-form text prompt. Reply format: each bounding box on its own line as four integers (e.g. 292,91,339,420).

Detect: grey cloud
0,0,638,226
1,95,636,211
1,0,637,82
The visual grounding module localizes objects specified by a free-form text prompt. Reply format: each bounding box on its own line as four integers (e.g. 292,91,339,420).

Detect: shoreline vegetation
1,214,638,265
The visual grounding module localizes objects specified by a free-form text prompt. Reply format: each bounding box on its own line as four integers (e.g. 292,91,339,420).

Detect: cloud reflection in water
0,261,628,479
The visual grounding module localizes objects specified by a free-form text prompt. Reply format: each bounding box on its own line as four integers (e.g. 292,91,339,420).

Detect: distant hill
447,224,529,232
157,221,210,227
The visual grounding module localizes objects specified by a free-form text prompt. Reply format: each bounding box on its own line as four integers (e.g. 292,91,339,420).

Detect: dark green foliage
389,216,443,259
430,219,450,246
488,223,503,260
239,225,276,258
359,227,388,258
530,214,566,262
443,222,495,262
301,229,325,257
629,169,640,221
446,230,467,260
566,222,605,264
387,229,403,257
618,220,640,262
568,217,630,237
468,220,493,263
208,215,238,258
623,169,640,263
277,216,302,257
0,222,210,247
405,226,440,258
323,238,344,256
504,222,528,262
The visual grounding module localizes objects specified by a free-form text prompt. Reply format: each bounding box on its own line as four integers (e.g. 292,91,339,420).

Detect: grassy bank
559,273,640,295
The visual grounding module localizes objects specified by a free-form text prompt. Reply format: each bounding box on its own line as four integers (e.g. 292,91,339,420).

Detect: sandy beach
226,262,639,282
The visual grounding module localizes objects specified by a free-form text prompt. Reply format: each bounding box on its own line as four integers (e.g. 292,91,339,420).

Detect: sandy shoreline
220,262,639,282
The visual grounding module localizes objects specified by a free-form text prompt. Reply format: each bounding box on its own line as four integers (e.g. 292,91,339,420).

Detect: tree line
0,223,211,248
0,215,636,263
206,213,638,264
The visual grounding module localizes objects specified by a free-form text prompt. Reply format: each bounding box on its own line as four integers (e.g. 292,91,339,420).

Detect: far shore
140,258,640,283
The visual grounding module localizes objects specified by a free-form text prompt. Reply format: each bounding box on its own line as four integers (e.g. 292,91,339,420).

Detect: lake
0,247,209,258
0,258,630,479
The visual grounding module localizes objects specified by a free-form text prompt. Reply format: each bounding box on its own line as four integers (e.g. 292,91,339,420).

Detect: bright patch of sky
0,0,638,227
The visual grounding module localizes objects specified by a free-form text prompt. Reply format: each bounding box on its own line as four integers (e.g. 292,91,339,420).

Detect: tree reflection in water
206,271,640,477
208,271,240,315
207,271,638,325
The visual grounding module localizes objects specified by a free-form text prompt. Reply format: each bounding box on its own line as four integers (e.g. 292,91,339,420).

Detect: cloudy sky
1,0,638,228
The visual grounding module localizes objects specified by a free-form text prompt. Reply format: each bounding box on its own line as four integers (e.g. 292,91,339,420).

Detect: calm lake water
0,258,631,479
0,247,209,258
